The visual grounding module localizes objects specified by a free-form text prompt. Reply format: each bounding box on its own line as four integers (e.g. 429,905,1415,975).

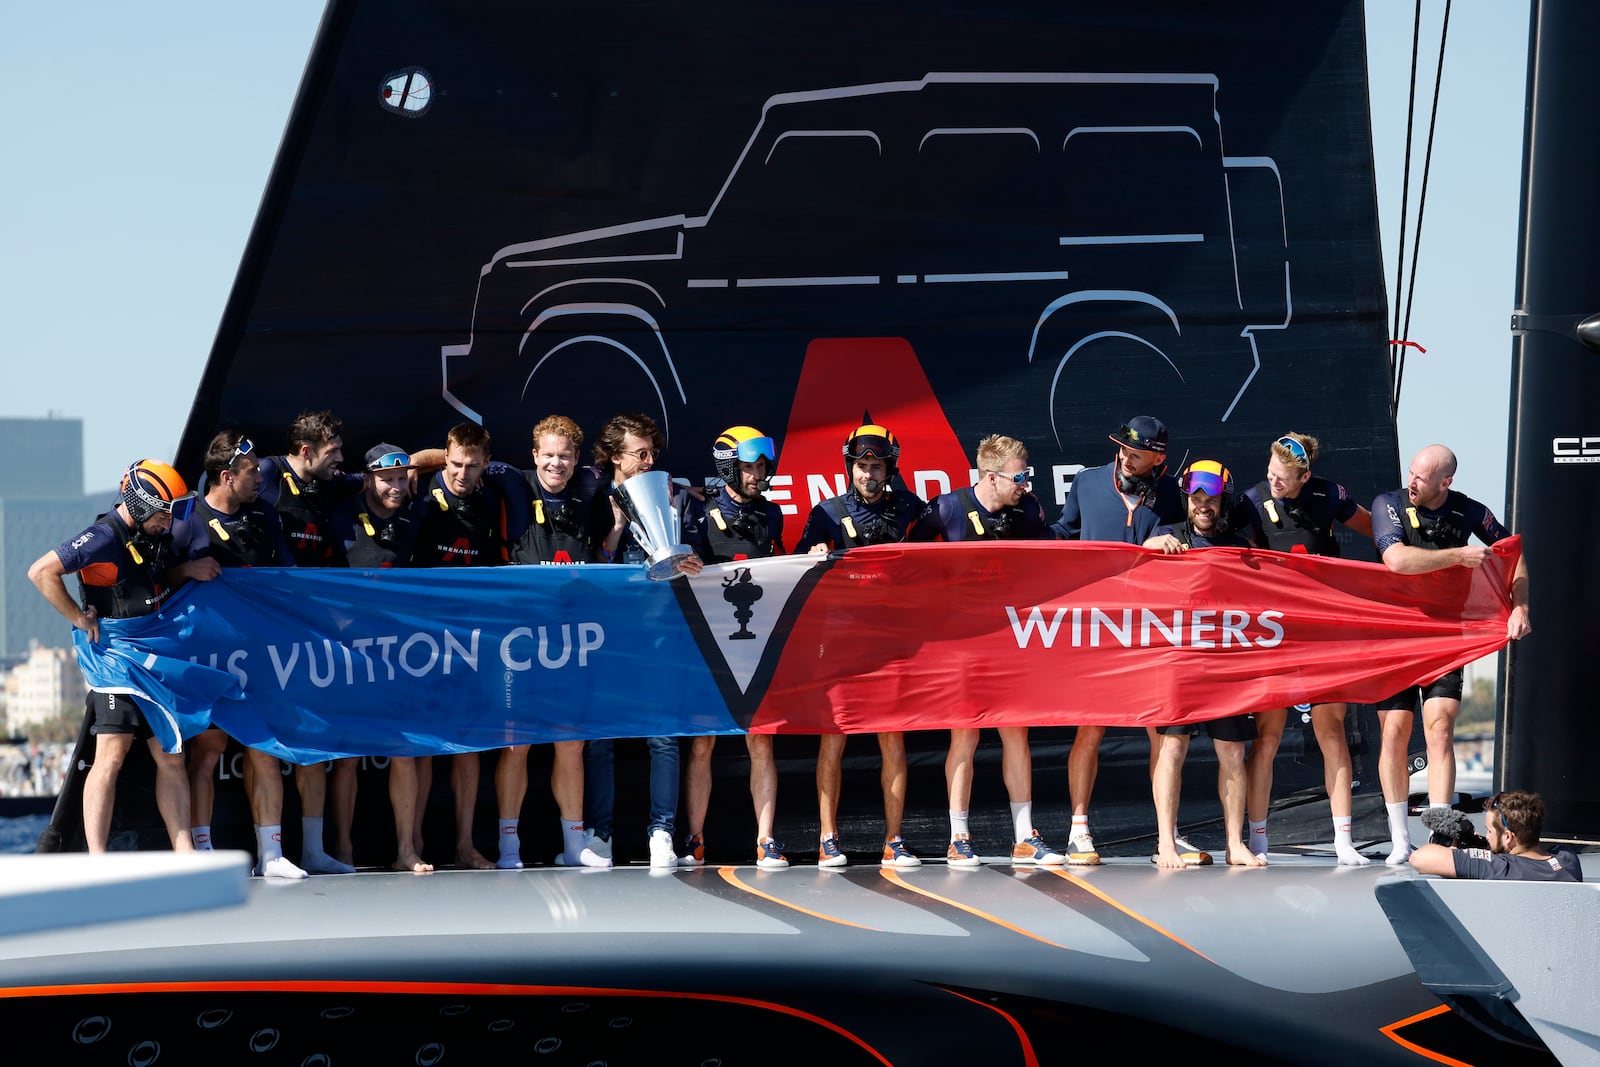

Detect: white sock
1385,801,1413,864
192,825,213,851
949,810,969,839
1332,815,1369,866
496,819,522,869
1009,801,1033,843
1071,815,1090,841
1429,800,1449,809
257,824,284,863
561,819,586,863
1249,819,1269,856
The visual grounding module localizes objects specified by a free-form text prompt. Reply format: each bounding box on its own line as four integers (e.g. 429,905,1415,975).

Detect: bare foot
457,847,494,870
393,852,434,874
1153,847,1188,869
1227,845,1267,867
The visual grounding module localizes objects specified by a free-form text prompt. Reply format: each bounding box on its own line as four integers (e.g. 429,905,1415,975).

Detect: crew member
680,425,788,869
256,411,367,872
1371,444,1531,864
1237,432,1374,865
330,443,431,872
1410,791,1580,881
508,416,610,870
171,432,312,878
795,418,925,868
411,421,521,869
27,459,205,855
1051,416,1184,865
912,434,1063,869
1143,460,1264,868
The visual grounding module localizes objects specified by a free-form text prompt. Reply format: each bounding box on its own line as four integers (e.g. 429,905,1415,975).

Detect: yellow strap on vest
208,518,231,542
967,510,984,536
842,515,857,539
359,512,375,536
534,498,545,525
1263,499,1280,525
1405,506,1421,529
432,487,450,511
283,470,301,496
125,540,144,565
710,507,729,532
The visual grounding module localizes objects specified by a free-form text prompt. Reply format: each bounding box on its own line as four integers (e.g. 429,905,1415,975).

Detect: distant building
0,416,105,655
3,642,86,736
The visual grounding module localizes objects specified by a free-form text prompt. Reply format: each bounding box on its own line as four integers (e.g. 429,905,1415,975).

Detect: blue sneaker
1012,831,1065,866
881,838,921,869
946,833,981,869
818,834,848,868
756,838,789,870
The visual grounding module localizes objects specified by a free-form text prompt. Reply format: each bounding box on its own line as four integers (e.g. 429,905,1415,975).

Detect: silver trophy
612,470,695,580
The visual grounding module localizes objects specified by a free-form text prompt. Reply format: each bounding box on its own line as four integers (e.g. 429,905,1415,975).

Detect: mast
1503,0,1600,843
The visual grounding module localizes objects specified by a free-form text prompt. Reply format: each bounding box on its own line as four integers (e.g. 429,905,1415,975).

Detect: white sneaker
649,829,678,868
555,828,614,868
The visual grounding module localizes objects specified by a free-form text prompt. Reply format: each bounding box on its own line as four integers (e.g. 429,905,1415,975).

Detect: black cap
364,443,413,471
1108,416,1168,454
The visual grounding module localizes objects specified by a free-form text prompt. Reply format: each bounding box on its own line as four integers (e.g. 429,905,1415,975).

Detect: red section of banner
750,538,1520,732
779,337,973,512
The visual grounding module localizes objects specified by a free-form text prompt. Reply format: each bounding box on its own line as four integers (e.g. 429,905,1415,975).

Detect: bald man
1369,445,1531,865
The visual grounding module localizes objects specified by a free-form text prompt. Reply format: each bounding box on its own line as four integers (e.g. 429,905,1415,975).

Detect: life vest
79,516,168,620
191,497,279,567
704,495,776,562
412,480,504,566
1252,478,1341,557
822,491,918,548
270,460,336,565
344,508,419,568
1395,491,1473,549
513,474,595,565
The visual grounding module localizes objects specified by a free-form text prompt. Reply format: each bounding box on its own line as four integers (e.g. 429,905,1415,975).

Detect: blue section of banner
76,565,739,763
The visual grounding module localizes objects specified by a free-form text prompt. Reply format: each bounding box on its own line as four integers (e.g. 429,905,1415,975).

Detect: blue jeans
584,737,679,839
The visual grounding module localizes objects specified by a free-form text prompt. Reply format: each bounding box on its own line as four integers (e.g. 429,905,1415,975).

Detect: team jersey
794,487,926,551
682,485,786,562
52,512,173,620
255,455,363,566
1371,488,1510,556
1053,459,1183,543
910,486,1051,542
1451,847,1583,882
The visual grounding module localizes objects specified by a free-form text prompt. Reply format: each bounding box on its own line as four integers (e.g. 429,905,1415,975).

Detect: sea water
0,815,48,854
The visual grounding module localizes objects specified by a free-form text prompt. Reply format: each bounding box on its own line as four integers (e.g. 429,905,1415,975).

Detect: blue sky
2,2,1528,507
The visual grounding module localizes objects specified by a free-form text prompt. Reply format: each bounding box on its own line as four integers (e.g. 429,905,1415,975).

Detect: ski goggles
717,435,775,465
1179,460,1231,498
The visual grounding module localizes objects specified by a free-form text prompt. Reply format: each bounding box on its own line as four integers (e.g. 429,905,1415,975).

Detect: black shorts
87,690,155,741
1376,668,1465,712
1159,713,1256,742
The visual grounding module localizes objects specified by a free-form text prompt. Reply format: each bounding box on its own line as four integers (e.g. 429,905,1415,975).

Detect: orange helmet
121,460,195,523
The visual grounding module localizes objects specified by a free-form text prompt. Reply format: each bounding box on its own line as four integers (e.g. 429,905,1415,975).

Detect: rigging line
1391,0,1424,414
1395,0,1452,414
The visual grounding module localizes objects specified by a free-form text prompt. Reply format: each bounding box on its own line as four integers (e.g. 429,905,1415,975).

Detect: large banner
179,0,1395,555
76,541,1520,762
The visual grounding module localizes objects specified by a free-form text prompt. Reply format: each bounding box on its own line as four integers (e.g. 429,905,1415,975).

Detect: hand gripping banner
73,539,1520,762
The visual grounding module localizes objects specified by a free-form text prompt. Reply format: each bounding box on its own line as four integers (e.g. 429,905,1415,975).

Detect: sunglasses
367,451,411,470
987,467,1033,486
1487,793,1510,836
618,448,659,462
1276,436,1309,464
228,436,255,469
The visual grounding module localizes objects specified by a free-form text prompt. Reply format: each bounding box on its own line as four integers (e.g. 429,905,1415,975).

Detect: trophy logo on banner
612,470,694,580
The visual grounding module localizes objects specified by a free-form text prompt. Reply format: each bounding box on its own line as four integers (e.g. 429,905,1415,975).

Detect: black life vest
954,486,1031,541
191,497,279,567
413,481,503,566
79,515,168,620
1395,491,1473,550
704,496,777,562
344,507,419,568
271,460,336,566
823,491,918,548
1252,478,1341,557
513,473,596,565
